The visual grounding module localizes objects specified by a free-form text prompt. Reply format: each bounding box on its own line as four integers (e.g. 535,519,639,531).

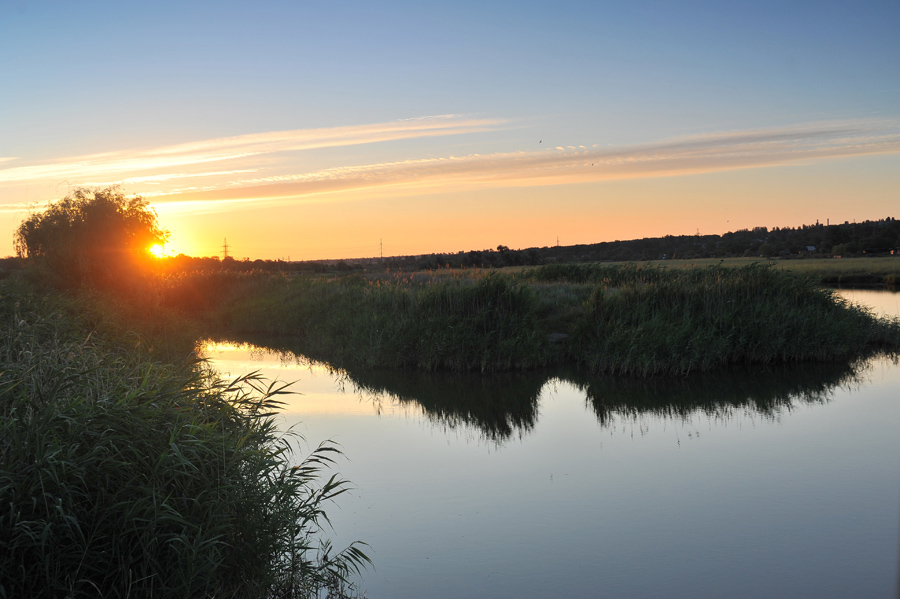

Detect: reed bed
0,281,368,598
191,264,900,376
197,271,550,371
546,263,898,375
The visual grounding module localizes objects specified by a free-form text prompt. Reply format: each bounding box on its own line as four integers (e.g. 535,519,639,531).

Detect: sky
1,0,898,260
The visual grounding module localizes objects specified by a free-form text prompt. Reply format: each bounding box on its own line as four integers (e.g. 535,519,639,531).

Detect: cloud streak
77,169,259,187
4,117,898,218
0,114,506,185
153,119,900,212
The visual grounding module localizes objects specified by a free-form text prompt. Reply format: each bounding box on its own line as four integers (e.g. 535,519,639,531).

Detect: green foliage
0,282,369,598
185,264,900,376
564,264,894,375
201,271,550,372
831,242,856,256
13,187,168,294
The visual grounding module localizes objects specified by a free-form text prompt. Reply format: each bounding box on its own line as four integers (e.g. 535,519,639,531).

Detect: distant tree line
143,216,900,273
332,217,900,272
7,190,898,280
158,254,298,273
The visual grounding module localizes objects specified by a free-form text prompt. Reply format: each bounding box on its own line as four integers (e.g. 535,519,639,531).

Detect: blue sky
2,1,898,258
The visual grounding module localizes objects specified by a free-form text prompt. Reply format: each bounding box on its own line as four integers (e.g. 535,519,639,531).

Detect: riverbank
171,263,900,376
0,279,368,598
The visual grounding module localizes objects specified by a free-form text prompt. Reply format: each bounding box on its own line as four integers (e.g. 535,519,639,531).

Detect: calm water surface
203,289,900,598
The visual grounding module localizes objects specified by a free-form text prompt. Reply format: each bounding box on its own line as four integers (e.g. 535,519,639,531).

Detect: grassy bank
599,256,900,288
174,263,900,376
0,279,368,598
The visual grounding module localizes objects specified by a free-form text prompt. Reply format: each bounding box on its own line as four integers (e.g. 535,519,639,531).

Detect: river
202,289,900,598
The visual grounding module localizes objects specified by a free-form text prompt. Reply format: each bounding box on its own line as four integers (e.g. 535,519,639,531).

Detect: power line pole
222,238,230,259
380,238,383,263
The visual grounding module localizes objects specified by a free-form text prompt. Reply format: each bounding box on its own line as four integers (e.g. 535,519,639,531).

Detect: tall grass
554,264,899,375
0,281,369,598
169,264,900,376
198,271,550,372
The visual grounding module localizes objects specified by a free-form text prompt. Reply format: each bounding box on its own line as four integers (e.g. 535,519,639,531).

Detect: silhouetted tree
14,187,168,294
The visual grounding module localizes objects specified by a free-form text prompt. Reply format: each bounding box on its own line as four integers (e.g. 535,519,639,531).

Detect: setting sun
148,244,166,258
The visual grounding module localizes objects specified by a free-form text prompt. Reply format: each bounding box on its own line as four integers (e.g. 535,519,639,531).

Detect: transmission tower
222,238,230,259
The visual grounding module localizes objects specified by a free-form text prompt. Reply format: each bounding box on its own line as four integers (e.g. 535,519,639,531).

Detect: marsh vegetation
177,263,900,376
2,189,369,598
0,280,369,599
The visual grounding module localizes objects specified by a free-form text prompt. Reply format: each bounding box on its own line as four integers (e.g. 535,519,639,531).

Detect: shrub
14,187,168,295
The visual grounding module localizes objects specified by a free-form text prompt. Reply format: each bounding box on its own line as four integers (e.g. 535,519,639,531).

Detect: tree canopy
14,187,168,292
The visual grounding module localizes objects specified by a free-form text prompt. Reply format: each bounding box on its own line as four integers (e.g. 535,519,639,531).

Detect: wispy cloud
152,119,900,212
0,152,257,184
146,114,504,157
77,169,259,187
0,114,506,185
5,118,898,218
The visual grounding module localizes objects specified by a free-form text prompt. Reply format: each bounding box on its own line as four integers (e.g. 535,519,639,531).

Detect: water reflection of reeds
218,337,874,445
561,360,865,426
345,368,548,443
343,360,866,443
